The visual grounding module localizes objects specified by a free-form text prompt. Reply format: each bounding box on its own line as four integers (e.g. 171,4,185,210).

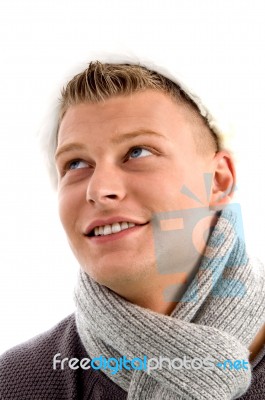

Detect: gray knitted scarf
75,208,265,400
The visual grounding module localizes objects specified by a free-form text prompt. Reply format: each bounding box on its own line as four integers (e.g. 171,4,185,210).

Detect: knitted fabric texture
74,208,265,400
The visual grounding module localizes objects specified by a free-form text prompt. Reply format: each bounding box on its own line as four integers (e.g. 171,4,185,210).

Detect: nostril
86,192,119,204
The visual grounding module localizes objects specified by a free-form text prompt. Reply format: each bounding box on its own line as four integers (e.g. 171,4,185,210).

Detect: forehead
57,89,196,148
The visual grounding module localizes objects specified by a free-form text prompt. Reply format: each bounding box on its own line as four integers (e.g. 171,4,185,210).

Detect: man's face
56,90,215,296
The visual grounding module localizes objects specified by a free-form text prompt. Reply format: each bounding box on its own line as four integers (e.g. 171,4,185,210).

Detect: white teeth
103,225,112,235
93,221,136,236
121,221,129,230
111,223,122,233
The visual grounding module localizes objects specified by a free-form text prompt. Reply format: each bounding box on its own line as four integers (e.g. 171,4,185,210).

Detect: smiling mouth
87,221,148,237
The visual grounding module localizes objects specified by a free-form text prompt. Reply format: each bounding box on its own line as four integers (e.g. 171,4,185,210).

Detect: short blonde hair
42,61,220,189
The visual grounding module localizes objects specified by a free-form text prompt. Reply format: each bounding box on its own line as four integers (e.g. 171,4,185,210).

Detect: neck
109,267,200,315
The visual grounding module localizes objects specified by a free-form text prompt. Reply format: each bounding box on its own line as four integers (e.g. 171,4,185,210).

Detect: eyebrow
55,130,167,161
111,129,167,144
55,143,87,161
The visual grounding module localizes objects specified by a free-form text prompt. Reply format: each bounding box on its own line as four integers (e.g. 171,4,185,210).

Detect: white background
0,0,265,354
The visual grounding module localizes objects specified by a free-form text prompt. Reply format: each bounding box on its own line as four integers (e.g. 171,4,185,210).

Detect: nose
86,163,126,208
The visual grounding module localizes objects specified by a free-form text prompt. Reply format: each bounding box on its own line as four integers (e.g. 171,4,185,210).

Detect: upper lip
84,216,148,236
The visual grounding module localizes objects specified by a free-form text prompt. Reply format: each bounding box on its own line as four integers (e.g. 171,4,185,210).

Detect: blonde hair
43,61,220,189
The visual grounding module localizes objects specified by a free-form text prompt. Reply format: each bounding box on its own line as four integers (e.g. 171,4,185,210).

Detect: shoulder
0,313,80,366
0,314,127,400
0,313,85,399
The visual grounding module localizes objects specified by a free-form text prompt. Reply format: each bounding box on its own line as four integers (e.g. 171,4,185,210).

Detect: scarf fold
74,208,265,400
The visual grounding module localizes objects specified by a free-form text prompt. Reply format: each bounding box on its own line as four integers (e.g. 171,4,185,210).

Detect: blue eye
129,147,152,159
68,160,88,170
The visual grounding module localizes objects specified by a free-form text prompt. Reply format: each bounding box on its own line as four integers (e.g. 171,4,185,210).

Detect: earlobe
209,151,236,208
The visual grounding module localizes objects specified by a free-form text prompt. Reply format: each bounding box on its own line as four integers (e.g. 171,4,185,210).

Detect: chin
84,258,151,289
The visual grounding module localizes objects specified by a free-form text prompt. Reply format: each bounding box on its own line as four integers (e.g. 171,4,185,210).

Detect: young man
0,58,264,399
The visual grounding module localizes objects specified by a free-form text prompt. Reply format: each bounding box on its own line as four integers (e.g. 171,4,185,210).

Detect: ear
209,151,236,208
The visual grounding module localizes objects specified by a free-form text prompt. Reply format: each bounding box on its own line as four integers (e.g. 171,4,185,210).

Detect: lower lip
87,223,148,244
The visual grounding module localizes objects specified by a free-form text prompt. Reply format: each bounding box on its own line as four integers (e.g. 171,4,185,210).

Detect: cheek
140,166,209,212
58,188,81,235
132,172,184,212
